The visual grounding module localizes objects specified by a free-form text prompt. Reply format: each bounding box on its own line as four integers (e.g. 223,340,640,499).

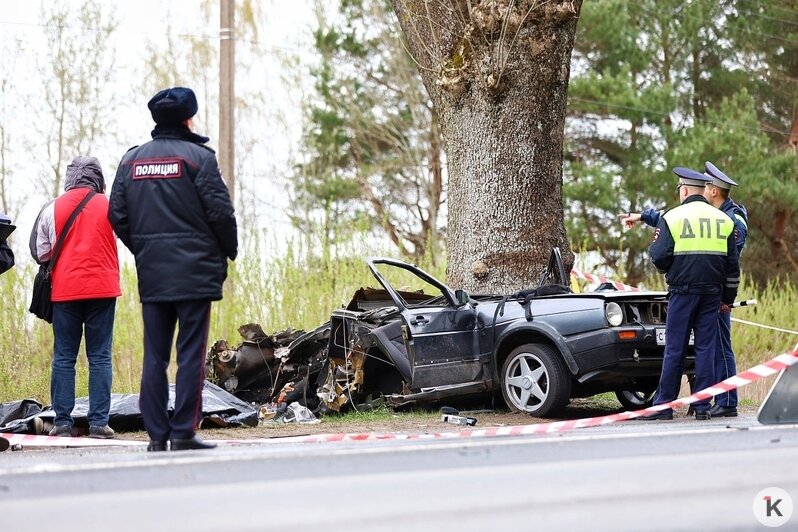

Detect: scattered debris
262,402,319,425
203,285,428,419
205,326,305,403
441,413,478,426
439,407,478,426
258,402,280,422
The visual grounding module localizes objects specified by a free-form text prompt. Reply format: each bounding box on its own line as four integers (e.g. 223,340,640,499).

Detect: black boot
638,409,674,420
709,404,738,417
147,440,168,452
170,436,216,451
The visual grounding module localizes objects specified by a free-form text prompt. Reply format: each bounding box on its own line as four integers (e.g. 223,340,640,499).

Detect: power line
5,7,798,57
735,7,798,29
738,0,798,18
2,10,794,111
0,18,311,56
632,4,798,46
4,1,798,46
568,96,791,137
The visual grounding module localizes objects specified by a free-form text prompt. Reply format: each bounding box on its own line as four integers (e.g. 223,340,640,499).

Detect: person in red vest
30,156,121,439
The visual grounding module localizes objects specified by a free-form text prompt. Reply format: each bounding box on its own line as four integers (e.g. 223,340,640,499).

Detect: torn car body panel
207,250,683,418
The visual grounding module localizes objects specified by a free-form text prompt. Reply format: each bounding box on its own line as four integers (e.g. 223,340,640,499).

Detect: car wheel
500,343,571,417
614,389,655,410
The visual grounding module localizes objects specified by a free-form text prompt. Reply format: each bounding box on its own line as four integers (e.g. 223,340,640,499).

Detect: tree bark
391,0,581,292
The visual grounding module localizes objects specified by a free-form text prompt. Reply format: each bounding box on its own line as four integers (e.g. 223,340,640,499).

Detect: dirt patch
116,398,638,441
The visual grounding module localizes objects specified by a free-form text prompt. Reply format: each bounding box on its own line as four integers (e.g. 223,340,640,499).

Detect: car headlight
605,302,623,326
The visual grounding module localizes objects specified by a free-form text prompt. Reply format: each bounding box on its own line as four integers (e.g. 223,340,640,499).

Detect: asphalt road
0,414,796,531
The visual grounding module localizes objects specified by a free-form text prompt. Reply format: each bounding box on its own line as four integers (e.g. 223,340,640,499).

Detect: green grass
0,239,794,406
318,406,437,425
730,277,798,367
0,237,443,403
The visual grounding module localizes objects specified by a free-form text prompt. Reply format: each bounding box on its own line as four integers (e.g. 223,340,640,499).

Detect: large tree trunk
391,0,581,293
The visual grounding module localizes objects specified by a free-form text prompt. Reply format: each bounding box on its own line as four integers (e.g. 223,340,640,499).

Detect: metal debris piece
258,402,279,422
317,362,348,411
205,328,305,404
441,414,478,426
263,402,319,425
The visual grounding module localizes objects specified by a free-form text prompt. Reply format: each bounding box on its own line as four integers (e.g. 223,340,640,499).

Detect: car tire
500,343,571,417
614,389,655,410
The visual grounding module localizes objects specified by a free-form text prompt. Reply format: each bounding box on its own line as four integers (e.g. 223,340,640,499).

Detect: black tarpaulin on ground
0,399,43,429
0,381,258,434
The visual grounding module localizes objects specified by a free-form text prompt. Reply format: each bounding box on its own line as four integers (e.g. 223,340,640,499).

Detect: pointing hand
618,212,642,229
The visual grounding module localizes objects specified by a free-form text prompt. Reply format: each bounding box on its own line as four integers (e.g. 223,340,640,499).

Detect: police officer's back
109,87,237,451
650,173,740,301
641,167,739,420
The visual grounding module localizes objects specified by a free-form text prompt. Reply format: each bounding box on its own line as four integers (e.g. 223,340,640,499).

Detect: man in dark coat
109,87,238,451
0,211,14,274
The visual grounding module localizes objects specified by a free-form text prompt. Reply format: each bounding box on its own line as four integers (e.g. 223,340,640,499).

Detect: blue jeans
51,298,116,427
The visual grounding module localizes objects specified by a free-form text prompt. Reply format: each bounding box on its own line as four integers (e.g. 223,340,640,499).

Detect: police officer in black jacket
109,87,238,451
640,167,739,421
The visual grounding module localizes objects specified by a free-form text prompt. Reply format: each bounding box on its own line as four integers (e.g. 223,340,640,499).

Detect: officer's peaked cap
672,166,710,187
704,161,738,190
147,87,198,125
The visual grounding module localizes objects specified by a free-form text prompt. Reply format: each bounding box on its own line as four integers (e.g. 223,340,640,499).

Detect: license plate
656,329,695,346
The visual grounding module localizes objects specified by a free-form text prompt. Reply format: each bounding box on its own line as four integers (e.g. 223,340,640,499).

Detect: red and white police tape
2,350,796,448
570,269,641,292
257,350,798,444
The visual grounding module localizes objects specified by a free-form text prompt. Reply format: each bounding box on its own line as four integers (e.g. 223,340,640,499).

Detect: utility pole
219,0,235,202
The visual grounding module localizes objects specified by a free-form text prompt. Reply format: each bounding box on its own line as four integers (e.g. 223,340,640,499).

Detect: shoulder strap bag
29,191,97,323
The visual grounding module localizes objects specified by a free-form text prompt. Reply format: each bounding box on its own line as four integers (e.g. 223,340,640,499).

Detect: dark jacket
0,243,13,275
719,198,748,257
0,211,14,274
109,125,237,302
643,198,748,257
648,195,739,304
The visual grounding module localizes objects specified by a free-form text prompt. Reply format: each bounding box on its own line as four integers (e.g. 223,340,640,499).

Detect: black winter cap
147,87,198,125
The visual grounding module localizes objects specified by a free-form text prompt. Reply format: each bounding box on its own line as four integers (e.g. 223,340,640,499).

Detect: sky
0,0,317,262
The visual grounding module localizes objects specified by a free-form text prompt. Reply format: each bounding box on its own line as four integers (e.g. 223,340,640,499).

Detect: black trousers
140,300,211,441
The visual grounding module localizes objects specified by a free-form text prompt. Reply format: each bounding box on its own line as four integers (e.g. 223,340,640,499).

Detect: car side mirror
454,289,470,307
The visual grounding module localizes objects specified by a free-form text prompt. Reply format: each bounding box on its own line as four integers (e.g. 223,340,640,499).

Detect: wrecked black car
209,249,691,417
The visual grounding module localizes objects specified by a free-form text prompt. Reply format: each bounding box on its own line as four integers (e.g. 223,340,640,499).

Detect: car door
367,258,481,389
401,304,479,388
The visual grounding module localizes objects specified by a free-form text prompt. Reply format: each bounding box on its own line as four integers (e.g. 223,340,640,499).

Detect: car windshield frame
366,257,459,311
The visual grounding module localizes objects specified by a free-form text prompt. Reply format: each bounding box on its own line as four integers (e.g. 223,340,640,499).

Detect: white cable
730,317,798,336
